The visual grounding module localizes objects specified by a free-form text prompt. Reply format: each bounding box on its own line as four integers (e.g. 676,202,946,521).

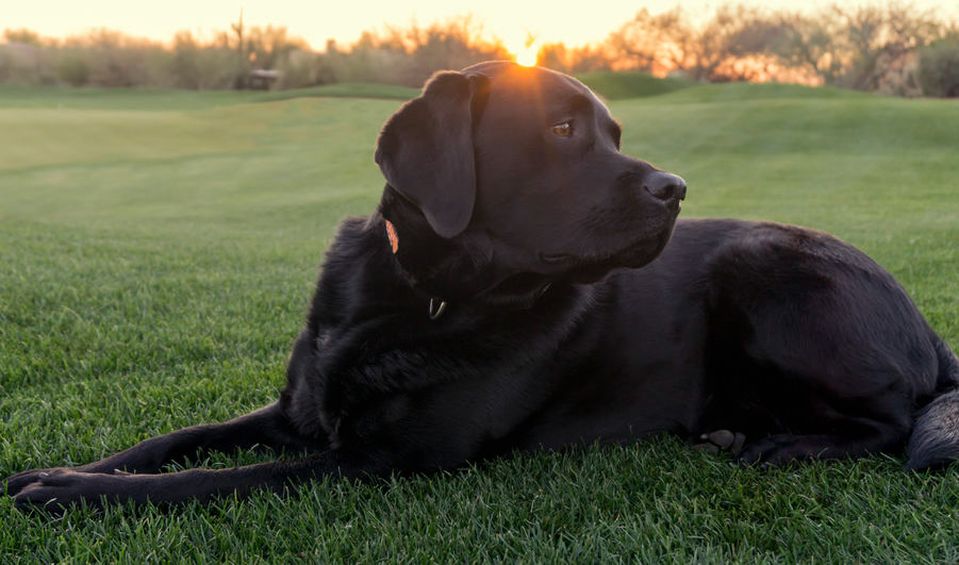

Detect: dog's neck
374,185,554,312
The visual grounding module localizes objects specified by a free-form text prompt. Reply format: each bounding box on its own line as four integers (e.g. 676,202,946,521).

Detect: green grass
1,81,958,561
0,81,416,111
255,82,420,102
577,70,693,99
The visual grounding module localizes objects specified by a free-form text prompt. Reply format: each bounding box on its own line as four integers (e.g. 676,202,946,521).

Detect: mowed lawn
1,81,958,562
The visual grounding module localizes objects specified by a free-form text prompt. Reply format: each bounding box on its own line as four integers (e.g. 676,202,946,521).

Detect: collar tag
428,298,448,320
385,219,399,254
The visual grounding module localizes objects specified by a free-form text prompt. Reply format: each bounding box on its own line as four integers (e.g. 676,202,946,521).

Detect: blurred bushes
1,4,957,97
316,18,509,87
0,16,506,91
918,37,959,97
2,28,174,88
599,3,957,96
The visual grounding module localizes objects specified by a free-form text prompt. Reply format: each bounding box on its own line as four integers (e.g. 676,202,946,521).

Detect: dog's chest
300,311,583,451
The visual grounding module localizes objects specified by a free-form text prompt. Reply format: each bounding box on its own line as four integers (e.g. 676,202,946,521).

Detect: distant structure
248,69,281,90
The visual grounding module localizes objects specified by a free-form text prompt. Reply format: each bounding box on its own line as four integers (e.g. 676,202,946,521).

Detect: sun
510,34,538,67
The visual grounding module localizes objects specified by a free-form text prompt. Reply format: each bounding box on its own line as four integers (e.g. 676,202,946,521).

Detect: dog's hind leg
736,419,907,467
707,224,941,466
5,402,320,496
715,304,922,467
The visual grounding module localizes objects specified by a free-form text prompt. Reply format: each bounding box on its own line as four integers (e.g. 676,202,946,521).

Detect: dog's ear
375,71,489,239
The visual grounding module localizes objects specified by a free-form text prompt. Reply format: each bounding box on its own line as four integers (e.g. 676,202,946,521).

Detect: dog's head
375,61,685,302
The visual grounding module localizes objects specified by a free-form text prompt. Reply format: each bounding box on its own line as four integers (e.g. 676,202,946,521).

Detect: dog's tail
905,336,959,470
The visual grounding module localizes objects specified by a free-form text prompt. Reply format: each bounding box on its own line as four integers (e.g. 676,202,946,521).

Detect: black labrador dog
7,61,959,509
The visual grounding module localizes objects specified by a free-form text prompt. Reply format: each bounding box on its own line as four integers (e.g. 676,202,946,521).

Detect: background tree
918,33,959,97
0,3,956,96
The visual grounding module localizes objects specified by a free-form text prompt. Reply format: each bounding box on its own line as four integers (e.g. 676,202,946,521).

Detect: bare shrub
918,36,959,97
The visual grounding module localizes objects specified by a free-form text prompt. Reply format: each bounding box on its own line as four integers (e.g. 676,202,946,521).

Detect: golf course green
1,80,957,561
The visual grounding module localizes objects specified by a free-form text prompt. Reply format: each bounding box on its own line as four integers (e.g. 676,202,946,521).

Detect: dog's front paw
10,469,108,512
4,467,73,497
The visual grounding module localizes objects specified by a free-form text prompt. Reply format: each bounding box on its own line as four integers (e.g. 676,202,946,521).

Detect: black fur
6,61,958,510
906,338,959,469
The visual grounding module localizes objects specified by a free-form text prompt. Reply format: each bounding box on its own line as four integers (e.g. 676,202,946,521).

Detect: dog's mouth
541,253,574,264
483,223,676,303
538,222,678,283
540,215,678,265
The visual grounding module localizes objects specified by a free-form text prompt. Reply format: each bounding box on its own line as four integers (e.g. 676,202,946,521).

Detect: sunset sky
6,0,957,55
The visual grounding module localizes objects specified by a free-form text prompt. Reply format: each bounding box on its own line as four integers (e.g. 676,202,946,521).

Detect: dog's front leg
11,449,383,511
5,402,321,496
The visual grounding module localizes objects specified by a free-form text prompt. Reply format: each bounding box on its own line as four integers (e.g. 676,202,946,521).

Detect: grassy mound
576,70,692,99
659,81,869,103
256,82,419,102
0,82,416,112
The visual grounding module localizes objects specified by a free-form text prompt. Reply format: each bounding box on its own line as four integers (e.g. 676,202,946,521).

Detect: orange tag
385,219,399,254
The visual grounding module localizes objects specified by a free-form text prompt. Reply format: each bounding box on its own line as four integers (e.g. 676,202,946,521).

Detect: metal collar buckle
428,298,448,320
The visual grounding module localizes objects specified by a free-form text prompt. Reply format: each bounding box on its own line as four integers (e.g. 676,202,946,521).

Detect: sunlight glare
512,34,538,67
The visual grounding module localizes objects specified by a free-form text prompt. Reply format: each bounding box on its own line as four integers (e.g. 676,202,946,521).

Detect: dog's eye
551,121,573,137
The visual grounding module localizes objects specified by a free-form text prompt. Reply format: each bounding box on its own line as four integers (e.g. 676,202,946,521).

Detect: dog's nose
643,172,687,202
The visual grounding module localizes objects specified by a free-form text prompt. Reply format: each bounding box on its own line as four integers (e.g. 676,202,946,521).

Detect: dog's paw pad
694,429,746,456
